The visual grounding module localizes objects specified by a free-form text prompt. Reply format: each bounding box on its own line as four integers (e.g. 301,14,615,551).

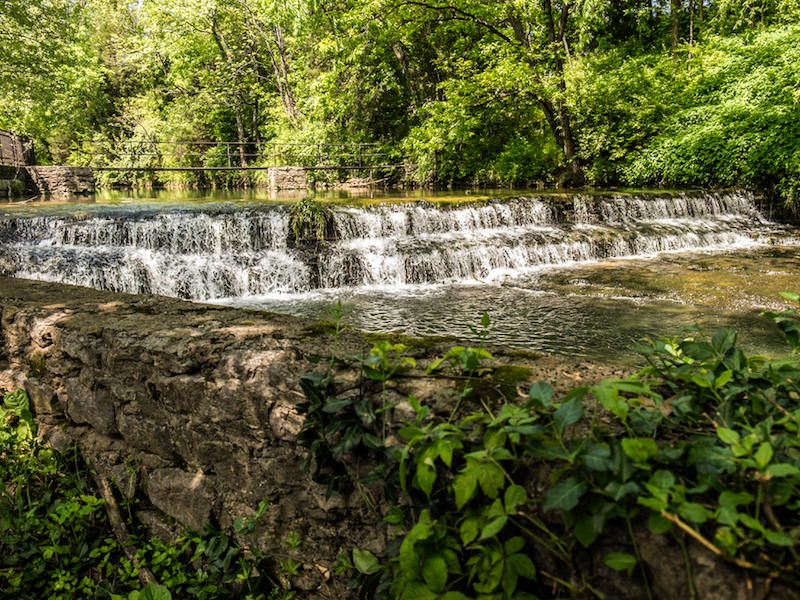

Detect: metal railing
77,139,405,171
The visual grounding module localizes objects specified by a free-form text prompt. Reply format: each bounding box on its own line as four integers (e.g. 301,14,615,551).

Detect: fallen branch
91,472,160,587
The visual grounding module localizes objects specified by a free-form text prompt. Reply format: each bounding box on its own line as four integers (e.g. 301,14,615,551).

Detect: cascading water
1,191,796,360
0,192,767,297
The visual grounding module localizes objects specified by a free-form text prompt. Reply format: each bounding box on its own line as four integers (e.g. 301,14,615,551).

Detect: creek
1,188,798,362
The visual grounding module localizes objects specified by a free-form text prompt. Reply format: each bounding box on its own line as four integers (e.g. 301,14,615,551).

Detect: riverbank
0,276,630,597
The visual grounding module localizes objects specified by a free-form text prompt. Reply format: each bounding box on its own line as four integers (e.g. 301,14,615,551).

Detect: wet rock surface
0,275,790,599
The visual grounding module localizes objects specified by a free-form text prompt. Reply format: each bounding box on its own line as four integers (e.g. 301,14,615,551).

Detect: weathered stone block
64,377,118,435
148,468,214,532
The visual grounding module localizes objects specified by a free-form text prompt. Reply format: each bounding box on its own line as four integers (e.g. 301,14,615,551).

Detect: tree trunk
541,0,584,187
671,0,681,58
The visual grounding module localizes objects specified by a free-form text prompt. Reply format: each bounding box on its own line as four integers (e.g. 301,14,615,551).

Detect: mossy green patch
364,332,456,350
501,349,543,361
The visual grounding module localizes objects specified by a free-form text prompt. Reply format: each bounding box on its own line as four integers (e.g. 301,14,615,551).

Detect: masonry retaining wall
25,166,95,195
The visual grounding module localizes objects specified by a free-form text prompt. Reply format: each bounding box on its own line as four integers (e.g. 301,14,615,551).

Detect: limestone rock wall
268,166,309,189
2,276,779,599
26,166,95,195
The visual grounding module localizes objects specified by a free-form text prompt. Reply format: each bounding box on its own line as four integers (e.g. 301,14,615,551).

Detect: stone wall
0,276,626,597
25,166,95,195
1,276,785,599
268,166,309,189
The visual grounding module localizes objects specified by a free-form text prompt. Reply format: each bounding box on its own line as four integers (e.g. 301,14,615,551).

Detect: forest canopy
1,0,798,199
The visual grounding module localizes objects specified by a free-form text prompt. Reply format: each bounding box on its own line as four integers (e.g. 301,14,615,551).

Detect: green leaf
415,462,436,499
139,584,172,600
621,437,659,464
454,465,479,509
460,516,480,546
581,443,612,471
400,581,438,600
476,461,506,499
504,537,525,556
754,442,774,471
528,381,553,408
717,427,740,446
542,477,587,512
554,397,584,435
504,485,527,513
574,513,598,547
767,463,800,478
400,511,434,574
678,503,711,524
441,593,471,600
651,470,675,490
603,552,638,576
506,552,536,580
739,513,765,533
480,516,508,540
712,329,737,355
322,396,355,413
353,549,381,575
422,555,448,593
648,513,672,534
764,530,795,547
719,491,754,508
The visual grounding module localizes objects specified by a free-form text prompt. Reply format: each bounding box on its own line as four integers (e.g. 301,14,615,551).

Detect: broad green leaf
542,477,587,512
460,517,480,546
400,581,438,600
504,485,527,513
480,516,508,540
441,593,471,600
415,462,436,499
422,555,448,593
528,381,553,408
581,443,612,471
322,396,355,412
739,513,765,533
621,437,658,464
476,461,506,499
766,463,800,478
554,397,584,434
712,329,737,355
678,503,711,524
647,514,672,534
719,491,754,508
506,552,536,579
453,465,479,509
400,511,434,574
715,369,733,388
504,537,525,555
717,427,740,446
605,480,640,501
764,530,795,547
139,584,172,600
754,442,774,471
574,513,598,547
651,469,675,490
603,552,637,576
353,549,381,575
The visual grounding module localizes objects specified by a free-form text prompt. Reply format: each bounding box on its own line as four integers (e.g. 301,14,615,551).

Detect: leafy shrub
302,298,800,599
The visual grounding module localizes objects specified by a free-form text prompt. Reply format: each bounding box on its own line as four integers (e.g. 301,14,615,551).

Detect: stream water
1,188,798,362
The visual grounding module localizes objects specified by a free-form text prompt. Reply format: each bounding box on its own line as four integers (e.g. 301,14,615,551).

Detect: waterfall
0,191,772,301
